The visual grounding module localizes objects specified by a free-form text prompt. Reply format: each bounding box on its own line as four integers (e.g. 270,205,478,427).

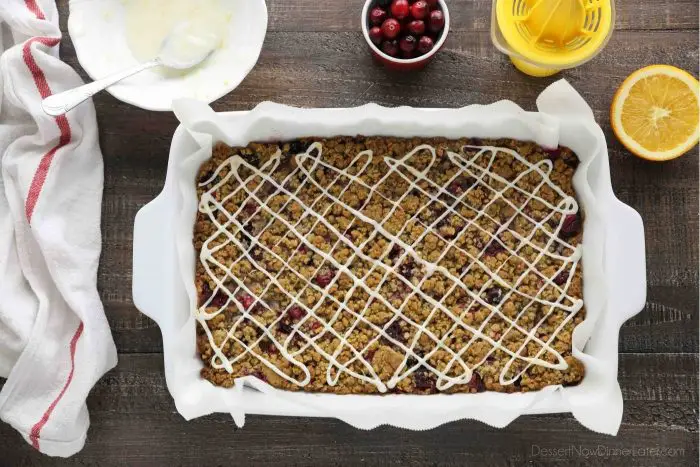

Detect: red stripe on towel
21,37,72,222
23,2,86,452
29,323,84,449
24,0,46,20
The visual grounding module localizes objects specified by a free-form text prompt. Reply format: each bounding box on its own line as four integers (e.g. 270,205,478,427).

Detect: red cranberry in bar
413,369,435,390
369,6,387,26
369,26,384,44
416,35,434,55
399,35,417,53
198,281,212,307
468,371,485,392
287,305,306,321
381,39,400,56
553,271,569,286
545,147,562,158
388,244,404,260
211,290,228,308
410,0,429,19
381,18,401,39
560,213,582,239
385,321,402,340
398,259,415,279
390,0,410,20
407,19,425,35
243,201,258,215
314,268,336,287
428,9,445,32
237,293,255,310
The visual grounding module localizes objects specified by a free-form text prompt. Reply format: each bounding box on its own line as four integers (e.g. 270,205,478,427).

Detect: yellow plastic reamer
491,0,614,77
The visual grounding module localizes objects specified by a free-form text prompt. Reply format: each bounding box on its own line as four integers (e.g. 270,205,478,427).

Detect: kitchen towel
0,0,117,457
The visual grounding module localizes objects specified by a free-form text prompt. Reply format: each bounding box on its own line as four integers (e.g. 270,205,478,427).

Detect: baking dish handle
132,193,170,327
605,199,647,322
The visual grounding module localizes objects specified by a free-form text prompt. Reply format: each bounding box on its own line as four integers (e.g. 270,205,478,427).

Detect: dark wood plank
3,412,698,466
1,353,697,466
263,0,699,32
53,0,700,34
76,30,698,354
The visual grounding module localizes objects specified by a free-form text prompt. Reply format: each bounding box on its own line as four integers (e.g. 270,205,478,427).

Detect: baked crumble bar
194,136,585,394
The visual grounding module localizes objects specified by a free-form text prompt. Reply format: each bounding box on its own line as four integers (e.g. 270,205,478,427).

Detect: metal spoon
42,23,216,116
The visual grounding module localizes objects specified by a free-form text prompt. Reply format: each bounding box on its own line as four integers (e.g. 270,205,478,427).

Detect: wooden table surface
1,0,698,465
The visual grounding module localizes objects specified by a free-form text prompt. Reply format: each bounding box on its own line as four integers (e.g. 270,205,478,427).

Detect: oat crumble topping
194,136,585,394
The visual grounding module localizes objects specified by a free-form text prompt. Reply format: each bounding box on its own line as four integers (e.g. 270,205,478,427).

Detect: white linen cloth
0,0,117,457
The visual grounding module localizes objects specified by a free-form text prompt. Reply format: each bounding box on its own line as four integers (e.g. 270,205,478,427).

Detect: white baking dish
132,81,646,434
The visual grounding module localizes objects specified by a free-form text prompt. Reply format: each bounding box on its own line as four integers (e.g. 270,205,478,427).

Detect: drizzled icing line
197,141,583,392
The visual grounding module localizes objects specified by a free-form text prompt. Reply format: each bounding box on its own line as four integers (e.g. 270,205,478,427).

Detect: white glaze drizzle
197,141,583,392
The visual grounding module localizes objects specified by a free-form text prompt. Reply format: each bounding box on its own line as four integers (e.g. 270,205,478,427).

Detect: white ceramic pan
132,81,645,434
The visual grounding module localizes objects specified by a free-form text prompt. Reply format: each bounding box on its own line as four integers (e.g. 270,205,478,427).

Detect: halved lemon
611,65,699,161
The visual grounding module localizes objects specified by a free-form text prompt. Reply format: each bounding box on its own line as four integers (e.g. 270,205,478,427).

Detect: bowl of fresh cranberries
362,0,449,70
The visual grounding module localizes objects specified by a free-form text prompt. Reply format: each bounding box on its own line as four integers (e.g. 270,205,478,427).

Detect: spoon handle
42,59,162,116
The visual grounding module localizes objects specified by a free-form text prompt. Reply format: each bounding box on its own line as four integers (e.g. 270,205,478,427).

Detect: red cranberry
447,182,462,195
198,281,212,307
416,35,434,55
398,259,415,279
381,18,401,39
467,372,485,392
388,244,404,259
243,201,257,215
560,213,582,239
211,290,227,308
414,369,435,390
399,35,417,53
369,6,387,26
410,0,429,19
554,271,569,286
237,293,255,310
314,268,336,287
407,19,425,35
428,9,445,32
390,0,410,19
425,0,439,7
287,305,306,320
369,26,383,45
545,147,562,158
381,39,399,56
385,321,404,342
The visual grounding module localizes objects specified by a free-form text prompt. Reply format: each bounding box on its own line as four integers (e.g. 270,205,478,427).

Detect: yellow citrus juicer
491,0,615,77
